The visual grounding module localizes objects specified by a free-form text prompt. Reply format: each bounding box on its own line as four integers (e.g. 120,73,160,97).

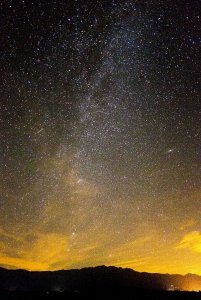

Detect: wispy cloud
0,230,69,271
176,231,201,253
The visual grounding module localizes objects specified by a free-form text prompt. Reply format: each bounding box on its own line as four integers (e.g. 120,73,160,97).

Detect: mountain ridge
0,265,201,292
1,265,200,277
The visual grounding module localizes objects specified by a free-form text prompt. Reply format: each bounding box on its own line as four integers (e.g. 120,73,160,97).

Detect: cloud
0,231,69,271
176,231,201,253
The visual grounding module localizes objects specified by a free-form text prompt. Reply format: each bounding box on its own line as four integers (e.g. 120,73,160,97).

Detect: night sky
0,0,201,275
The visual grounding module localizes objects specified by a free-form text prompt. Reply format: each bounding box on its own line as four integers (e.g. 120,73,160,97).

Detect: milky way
0,0,201,274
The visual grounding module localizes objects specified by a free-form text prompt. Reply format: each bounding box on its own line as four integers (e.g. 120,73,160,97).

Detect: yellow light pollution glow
0,226,201,276
0,177,201,276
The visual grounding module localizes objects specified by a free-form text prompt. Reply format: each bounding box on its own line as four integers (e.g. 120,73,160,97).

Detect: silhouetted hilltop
0,265,201,293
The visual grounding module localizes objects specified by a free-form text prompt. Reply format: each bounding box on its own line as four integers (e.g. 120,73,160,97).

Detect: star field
0,0,201,275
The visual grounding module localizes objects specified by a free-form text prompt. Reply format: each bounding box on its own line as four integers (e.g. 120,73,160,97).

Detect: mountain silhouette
0,266,201,299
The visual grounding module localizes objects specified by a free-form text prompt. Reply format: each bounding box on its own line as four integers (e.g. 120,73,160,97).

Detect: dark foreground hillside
0,289,201,300
0,266,201,299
